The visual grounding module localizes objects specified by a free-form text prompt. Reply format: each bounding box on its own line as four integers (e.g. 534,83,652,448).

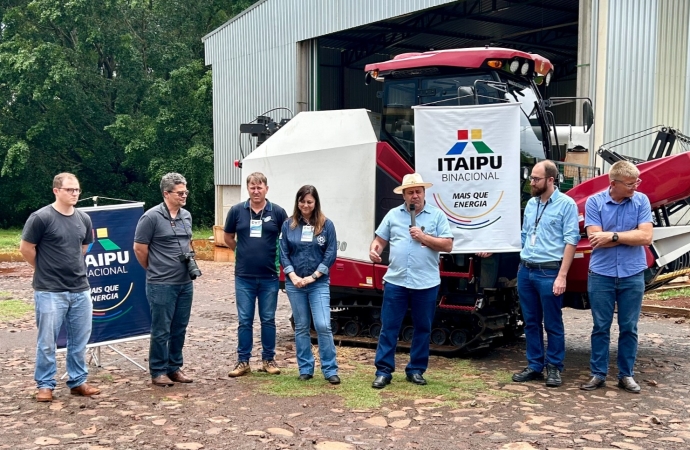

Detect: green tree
0,0,255,227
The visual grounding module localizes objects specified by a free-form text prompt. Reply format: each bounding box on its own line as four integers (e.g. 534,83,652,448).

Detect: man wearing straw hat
368,173,453,389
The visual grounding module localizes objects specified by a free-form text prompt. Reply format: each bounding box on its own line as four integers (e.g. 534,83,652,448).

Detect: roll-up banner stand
57,202,150,350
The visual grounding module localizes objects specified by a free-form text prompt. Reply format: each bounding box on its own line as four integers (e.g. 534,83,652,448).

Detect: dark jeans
374,282,438,379
146,282,193,378
587,271,644,380
517,265,565,372
234,276,279,362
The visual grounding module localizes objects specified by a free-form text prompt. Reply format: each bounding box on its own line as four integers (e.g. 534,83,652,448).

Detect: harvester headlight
520,62,530,76
508,59,520,73
545,71,552,86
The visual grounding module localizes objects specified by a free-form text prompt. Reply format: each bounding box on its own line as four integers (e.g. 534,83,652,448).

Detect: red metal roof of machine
364,47,553,76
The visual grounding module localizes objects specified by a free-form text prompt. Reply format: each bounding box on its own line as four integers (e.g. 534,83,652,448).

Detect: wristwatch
612,232,619,242
311,273,318,280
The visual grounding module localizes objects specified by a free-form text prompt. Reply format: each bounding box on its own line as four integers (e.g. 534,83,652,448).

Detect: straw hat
393,173,433,194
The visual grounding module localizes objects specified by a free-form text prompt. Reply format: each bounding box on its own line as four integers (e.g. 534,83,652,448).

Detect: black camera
179,252,202,280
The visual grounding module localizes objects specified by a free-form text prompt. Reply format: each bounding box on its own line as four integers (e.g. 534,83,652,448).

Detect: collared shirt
585,190,652,278
279,217,337,283
224,199,287,277
520,188,580,263
134,203,193,284
375,202,453,290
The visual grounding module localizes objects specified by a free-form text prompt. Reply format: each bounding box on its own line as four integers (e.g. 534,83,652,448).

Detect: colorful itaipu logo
87,228,121,252
85,228,134,322
432,128,503,230
446,129,494,155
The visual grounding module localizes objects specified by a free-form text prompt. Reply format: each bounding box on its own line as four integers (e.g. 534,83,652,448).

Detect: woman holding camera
279,185,340,384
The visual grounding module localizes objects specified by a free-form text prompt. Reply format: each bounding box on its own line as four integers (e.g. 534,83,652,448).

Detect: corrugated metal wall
603,0,657,160
655,1,689,132
600,0,690,161
204,0,457,185
686,20,690,137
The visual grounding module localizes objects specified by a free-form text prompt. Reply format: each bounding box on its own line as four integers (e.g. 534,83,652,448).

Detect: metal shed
204,0,690,224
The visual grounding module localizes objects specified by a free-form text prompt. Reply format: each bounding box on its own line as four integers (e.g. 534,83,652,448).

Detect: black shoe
512,367,544,382
406,373,427,385
327,375,341,385
297,374,313,381
580,376,606,391
371,375,391,389
617,376,640,394
545,364,562,387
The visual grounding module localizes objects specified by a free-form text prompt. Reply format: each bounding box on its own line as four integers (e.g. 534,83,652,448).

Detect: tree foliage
0,0,255,227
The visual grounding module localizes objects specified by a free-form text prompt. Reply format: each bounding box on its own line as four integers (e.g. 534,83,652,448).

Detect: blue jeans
517,265,565,372
235,276,279,362
146,282,194,377
587,271,644,380
34,290,93,390
285,280,338,378
374,283,438,379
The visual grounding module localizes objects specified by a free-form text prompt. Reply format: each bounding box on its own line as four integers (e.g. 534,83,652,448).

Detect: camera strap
161,202,195,255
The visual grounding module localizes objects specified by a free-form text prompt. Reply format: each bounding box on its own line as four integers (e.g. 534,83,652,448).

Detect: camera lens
187,258,202,280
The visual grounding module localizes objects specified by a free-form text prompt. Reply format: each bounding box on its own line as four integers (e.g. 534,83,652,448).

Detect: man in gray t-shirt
20,172,101,402
134,172,197,387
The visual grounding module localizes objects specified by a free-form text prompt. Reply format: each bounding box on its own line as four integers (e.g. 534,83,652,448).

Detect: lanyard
534,200,549,232
251,205,266,222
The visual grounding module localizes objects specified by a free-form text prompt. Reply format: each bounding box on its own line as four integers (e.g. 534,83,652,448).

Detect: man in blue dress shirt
512,160,580,388
368,173,453,389
580,160,652,393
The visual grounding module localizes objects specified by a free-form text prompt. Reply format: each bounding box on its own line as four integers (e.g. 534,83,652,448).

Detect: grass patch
192,227,214,240
2,226,213,245
657,287,690,300
492,369,514,385
0,292,33,322
645,287,690,301
100,373,114,383
248,356,513,409
0,228,22,252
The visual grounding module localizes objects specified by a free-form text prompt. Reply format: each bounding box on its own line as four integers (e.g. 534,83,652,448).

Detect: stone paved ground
1,260,690,450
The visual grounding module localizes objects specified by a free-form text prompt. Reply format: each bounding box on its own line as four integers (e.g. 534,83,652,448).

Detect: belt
521,260,561,270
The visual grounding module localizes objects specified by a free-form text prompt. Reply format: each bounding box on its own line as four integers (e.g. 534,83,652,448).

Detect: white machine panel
242,109,378,262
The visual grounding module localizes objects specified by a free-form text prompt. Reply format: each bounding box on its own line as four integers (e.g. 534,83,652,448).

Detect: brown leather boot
36,388,53,402
151,374,175,386
70,383,101,396
168,369,193,383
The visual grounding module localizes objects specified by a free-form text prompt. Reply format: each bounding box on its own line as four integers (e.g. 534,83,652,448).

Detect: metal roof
317,0,579,78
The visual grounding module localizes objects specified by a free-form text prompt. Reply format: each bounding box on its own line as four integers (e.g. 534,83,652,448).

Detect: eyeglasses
168,190,189,197
528,176,547,183
613,178,642,189
58,188,82,195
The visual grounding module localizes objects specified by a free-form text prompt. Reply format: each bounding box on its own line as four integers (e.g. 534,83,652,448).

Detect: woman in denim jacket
279,185,339,384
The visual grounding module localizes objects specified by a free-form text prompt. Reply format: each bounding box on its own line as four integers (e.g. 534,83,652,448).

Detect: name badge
530,233,537,246
301,225,314,242
250,219,262,238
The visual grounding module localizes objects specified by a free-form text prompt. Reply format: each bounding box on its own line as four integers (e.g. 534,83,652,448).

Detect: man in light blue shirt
580,160,652,394
368,173,453,389
512,160,579,388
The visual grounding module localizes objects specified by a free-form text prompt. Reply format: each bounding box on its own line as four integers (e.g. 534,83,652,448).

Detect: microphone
409,203,416,228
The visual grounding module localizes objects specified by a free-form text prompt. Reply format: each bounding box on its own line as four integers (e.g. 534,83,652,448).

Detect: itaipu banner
58,203,150,348
414,103,521,253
